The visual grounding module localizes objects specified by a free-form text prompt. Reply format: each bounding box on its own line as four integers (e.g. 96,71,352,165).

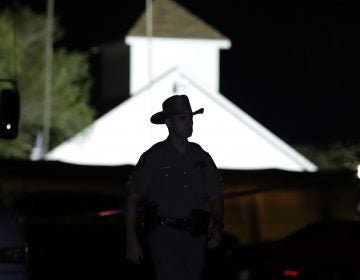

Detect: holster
188,209,211,237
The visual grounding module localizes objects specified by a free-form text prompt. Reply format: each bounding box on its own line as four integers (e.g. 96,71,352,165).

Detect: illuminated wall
125,37,230,95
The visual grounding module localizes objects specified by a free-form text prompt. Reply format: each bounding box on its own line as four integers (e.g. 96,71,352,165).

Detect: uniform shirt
127,137,223,218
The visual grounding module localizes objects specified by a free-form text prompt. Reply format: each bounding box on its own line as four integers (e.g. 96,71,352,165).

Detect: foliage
295,141,360,171
0,6,94,159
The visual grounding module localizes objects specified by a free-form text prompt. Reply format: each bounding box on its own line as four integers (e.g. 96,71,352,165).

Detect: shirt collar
164,136,192,158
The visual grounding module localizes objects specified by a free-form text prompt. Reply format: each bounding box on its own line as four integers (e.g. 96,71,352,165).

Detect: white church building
46,0,317,172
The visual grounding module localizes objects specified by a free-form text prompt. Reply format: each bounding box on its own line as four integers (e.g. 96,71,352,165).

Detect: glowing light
357,165,360,179
99,209,122,217
282,269,299,278
6,123,11,130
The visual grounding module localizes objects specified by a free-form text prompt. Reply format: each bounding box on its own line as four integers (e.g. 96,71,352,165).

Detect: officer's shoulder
142,141,166,157
189,142,209,155
135,142,165,169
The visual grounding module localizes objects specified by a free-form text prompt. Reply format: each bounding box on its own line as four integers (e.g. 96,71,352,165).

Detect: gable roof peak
127,0,229,40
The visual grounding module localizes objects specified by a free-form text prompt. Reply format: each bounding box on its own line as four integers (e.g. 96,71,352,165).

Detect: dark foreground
26,224,238,280
24,219,360,280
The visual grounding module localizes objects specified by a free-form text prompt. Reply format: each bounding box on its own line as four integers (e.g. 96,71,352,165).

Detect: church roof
127,0,228,40
46,68,317,172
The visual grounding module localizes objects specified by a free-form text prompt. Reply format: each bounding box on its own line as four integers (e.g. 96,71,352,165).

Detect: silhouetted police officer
125,95,224,280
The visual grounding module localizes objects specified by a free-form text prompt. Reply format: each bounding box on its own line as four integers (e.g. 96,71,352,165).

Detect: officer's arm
207,193,224,248
209,193,224,231
125,191,140,240
125,191,143,264
125,153,151,241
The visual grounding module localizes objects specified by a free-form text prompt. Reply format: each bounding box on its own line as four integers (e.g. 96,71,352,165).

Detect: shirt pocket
158,165,171,177
153,165,172,189
186,167,206,195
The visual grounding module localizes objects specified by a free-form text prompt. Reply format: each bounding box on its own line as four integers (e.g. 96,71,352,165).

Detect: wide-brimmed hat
150,95,204,124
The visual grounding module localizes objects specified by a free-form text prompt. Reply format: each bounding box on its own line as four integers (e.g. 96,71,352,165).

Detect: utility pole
42,0,54,158
146,0,154,146
146,0,153,87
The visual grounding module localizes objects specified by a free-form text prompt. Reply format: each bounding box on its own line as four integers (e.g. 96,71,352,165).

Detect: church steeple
125,0,231,95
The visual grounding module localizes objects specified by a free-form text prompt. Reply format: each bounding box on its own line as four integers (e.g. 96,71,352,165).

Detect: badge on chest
160,165,171,177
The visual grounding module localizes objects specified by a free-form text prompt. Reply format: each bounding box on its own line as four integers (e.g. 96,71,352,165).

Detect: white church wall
126,37,230,95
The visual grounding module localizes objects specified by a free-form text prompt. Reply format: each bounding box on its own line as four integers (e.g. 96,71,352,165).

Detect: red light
282,269,299,277
99,210,119,217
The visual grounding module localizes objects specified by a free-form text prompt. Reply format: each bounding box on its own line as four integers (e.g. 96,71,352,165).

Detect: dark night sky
5,0,360,145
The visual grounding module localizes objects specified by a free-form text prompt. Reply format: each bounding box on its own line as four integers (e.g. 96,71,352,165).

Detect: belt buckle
162,217,175,226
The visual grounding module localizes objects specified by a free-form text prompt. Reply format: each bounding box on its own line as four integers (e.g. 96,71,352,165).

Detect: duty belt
154,216,208,237
157,216,196,230
141,204,211,237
